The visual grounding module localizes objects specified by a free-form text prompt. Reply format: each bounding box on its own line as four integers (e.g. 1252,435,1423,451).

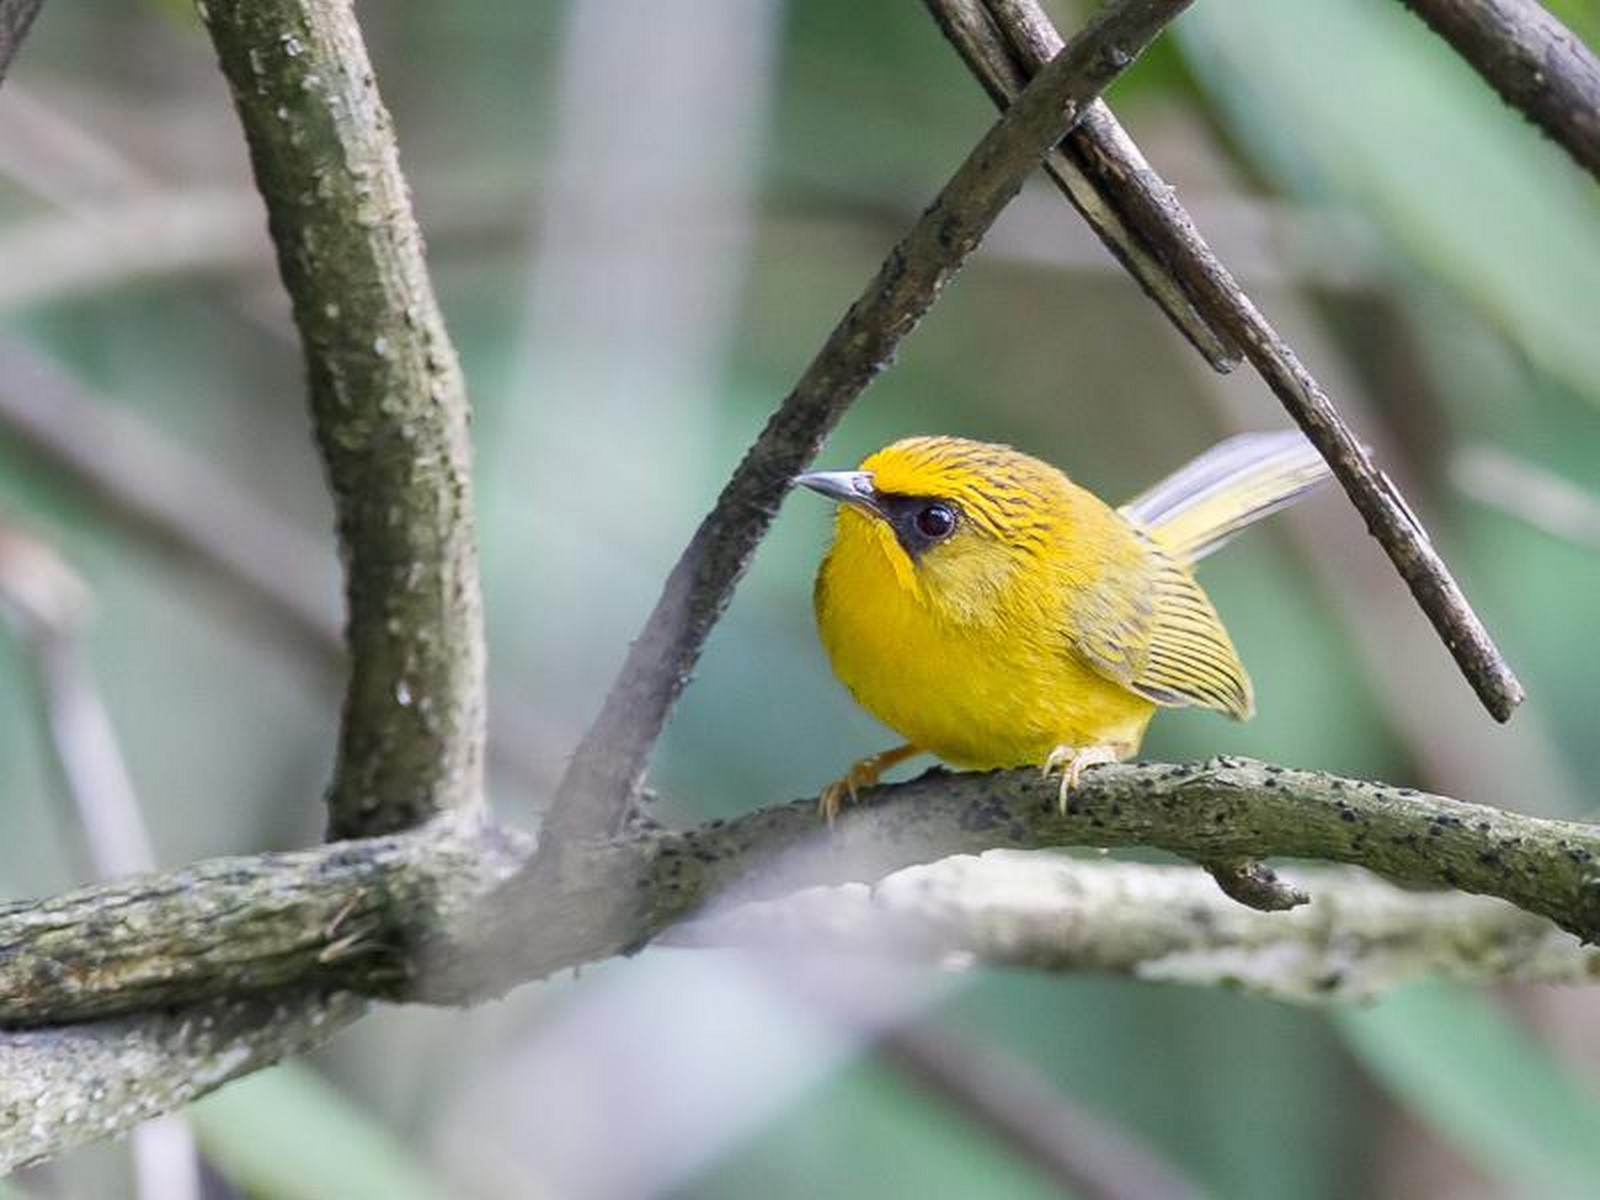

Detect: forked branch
538,0,1200,853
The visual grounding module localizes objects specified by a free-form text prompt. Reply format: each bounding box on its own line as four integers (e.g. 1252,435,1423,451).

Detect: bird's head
796,435,1070,617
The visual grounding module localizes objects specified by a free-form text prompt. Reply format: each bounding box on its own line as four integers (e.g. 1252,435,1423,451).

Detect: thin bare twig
976,0,1524,722
202,0,485,839
1396,0,1600,182
0,0,44,85
923,0,1238,369
539,0,1199,851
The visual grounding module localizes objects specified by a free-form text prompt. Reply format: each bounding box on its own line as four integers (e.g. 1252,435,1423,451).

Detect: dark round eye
914,502,956,540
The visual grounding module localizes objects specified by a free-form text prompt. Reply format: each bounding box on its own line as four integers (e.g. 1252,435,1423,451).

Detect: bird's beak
795,470,883,516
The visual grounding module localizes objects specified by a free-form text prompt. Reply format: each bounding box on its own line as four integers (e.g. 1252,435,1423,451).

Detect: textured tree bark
202,0,486,840
5,758,1599,1025
0,990,364,1172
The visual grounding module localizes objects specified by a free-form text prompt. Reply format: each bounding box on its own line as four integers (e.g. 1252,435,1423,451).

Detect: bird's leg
819,743,921,824
1041,742,1124,811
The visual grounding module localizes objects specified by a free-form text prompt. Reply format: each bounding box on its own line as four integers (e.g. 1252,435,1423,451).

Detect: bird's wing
1069,540,1254,720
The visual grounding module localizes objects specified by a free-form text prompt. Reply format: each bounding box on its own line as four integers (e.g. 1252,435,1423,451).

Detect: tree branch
5,758,1599,1026
0,990,365,1172
1396,0,1600,183
201,0,485,838
670,855,1600,1003
969,0,1524,723
539,0,1199,852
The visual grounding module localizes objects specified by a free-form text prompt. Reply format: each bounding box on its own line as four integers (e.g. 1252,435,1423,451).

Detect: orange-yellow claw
818,743,920,825
1042,743,1121,812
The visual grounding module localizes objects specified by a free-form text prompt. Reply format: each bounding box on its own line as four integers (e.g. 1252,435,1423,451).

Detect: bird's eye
914,502,956,540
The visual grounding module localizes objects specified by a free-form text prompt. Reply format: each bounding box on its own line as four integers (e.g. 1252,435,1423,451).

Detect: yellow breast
813,507,1154,769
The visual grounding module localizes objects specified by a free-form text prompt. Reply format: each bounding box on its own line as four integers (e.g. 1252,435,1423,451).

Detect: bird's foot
818,743,920,824
1041,743,1121,812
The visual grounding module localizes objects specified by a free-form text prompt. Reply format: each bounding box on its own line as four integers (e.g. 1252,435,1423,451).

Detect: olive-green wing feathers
1069,544,1254,720
1069,430,1330,717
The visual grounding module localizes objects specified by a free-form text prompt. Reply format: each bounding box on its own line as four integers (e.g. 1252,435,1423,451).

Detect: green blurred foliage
1338,981,1600,1198
190,1063,454,1200
1,0,1597,1197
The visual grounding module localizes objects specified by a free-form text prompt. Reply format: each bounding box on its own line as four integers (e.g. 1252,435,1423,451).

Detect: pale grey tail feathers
1121,431,1333,564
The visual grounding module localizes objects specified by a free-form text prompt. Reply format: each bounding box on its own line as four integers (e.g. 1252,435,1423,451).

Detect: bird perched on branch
797,432,1331,821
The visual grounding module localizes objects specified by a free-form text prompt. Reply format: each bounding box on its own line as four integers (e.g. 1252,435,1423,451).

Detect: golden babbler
797,433,1329,819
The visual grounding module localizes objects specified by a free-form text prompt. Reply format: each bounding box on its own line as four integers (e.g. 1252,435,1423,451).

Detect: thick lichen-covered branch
5,758,1600,1025
538,0,1199,850
201,0,485,838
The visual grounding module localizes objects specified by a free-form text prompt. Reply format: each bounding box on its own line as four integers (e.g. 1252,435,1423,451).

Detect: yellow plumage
798,432,1329,815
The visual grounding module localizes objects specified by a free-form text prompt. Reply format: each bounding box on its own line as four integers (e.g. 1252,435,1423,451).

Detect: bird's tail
1120,431,1331,564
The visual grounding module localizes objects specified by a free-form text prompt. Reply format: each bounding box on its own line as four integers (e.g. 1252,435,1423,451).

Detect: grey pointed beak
795,470,881,514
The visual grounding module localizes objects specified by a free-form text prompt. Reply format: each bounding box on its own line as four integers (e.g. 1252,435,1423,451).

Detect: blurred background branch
0,336,556,796
1453,445,1600,553
875,1018,1205,1200
673,854,1600,1002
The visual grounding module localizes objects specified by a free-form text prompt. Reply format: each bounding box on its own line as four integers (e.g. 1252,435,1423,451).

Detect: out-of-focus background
2,0,1599,1196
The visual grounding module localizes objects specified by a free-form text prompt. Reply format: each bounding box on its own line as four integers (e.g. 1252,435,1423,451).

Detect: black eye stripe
877,493,960,556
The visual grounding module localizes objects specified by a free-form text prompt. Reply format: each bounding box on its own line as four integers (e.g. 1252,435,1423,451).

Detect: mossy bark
5,758,1599,1024
202,0,485,839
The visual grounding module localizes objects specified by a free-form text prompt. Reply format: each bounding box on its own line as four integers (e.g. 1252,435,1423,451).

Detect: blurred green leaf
189,1062,453,1200
1336,980,1600,1198
1176,0,1600,408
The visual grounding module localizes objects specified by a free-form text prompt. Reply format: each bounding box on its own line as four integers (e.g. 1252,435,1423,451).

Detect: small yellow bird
797,432,1330,819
